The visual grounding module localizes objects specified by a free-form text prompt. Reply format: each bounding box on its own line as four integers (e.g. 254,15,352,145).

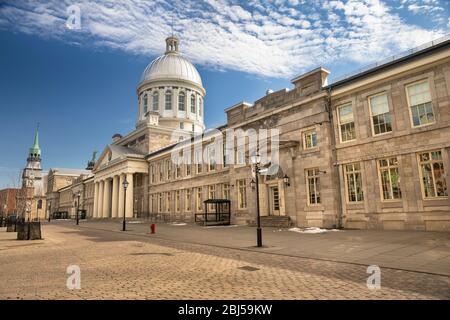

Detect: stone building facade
0,188,18,216
52,35,450,231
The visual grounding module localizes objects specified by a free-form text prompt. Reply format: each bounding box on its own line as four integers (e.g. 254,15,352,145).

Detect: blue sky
0,0,449,188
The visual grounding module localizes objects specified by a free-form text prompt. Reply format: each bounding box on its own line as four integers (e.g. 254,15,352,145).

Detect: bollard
150,223,156,234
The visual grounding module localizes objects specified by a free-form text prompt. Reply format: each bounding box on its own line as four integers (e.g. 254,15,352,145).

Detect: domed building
91,36,206,219
136,36,205,134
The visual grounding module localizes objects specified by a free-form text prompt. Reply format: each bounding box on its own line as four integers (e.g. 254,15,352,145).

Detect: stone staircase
248,216,292,228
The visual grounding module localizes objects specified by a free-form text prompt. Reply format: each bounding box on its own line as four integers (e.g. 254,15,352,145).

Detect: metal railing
330,34,450,85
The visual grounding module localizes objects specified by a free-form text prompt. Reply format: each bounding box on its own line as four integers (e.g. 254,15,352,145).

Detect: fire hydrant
150,223,156,234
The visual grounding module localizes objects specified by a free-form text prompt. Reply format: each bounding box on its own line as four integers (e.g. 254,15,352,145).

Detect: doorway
269,186,280,216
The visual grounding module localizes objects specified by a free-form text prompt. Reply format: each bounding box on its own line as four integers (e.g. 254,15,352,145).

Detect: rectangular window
208,185,216,211
345,163,364,202
303,129,317,149
185,189,191,211
176,165,181,179
195,149,202,173
407,80,434,127
306,168,321,205
159,163,163,181
237,179,247,209
208,145,216,171
378,158,402,200
236,148,245,165
190,95,196,113
166,160,172,180
418,151,448,198
185,163,191,176
175,190,180,212
158,193,163,212
338,104,356,142
165,91,172,110
369,93,392,135
166,192,171,212
196,187,203,211
222,183,230,200
152,93,159,111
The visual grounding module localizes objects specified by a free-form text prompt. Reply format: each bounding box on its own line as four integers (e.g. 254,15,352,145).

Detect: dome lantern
165,36,179,54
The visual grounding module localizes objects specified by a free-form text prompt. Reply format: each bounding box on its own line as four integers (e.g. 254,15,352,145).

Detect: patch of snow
289,227,340,234
204,225,240,229
170,222,187,226
128,221,145,224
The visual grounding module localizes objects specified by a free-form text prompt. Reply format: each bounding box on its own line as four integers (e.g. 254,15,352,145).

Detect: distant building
0,188,19,216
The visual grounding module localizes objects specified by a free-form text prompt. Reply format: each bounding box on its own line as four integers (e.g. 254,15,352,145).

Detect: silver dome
140,37,202,87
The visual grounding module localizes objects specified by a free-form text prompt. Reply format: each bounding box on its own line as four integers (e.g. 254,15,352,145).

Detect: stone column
118,174,125,218
103,178,111,218
93,182,99,218
125,173,134,218
111,175,119,218
98,180,104,219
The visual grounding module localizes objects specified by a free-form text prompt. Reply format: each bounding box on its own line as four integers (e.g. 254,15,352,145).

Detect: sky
0,0,449,188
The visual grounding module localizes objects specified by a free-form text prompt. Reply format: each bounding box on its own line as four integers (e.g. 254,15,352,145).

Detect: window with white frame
418,151,447,198
306,168,321,205
152,92,159,111
143,94,148,114
237,179,247,209
178,92,185,111
369,93,392,135
407,80,434,127
378,158,402,200
345,163,364,202
165,90,172,110
303,129,317,149
338,104,356,142
190,94,196,113
185,189,191,211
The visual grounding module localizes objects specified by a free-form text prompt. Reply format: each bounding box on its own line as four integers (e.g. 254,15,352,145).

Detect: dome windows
143,93,148,114
152,92,159,111
198,97,203,116
190,94,196,114
178,92,185,111
165,90,172,110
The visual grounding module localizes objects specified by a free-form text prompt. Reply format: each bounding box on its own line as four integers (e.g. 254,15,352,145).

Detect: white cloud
0,0,448,78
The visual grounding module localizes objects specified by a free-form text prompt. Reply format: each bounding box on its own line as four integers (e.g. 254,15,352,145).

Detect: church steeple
28,125,41,160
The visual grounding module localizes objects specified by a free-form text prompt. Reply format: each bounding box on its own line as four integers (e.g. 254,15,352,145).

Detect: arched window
152,92,159,111
198,97,202,116
143,94,148,114
190,94,196,113
178,92,185,111
165,90,172,110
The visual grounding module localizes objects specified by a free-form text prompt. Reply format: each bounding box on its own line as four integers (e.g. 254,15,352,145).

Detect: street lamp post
122,179,129,231
250,153,262,248
75,191,81,225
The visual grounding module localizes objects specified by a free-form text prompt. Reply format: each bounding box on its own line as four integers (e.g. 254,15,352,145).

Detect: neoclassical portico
92,145,148,218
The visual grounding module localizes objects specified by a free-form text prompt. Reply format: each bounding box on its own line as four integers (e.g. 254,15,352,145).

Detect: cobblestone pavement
0,224,449,300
